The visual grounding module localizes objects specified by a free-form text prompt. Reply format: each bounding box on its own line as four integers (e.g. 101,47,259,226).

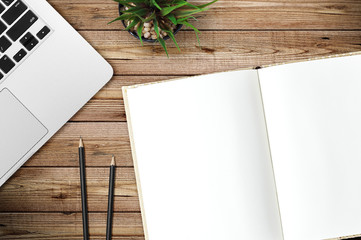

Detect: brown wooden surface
1,0,361,239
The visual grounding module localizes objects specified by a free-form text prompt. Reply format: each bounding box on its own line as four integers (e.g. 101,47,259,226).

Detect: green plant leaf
171,0,187,5
121,6,142,13
121,8,148,21
184,2,201,9
176,15,197,23
124,18,140,31
120,9,147,22
137,23,144,46
171,0,201,9
154,18,168,56
151,0,162,10
144,11,156,22
164,29,180,52
158,37,169,57
153,19,160,38
166,14,177,25
108,14,133,24
180,21,201,46
160,2,187,16
173,8,209,18
122,8,148,16
196,0,218,9
180,21,200,33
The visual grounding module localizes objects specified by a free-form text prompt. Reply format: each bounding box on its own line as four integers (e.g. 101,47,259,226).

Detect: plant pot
118,4,183,43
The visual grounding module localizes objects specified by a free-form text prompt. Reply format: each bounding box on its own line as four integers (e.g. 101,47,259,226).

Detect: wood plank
0,213,144,239
23,123,134,167
70,99,125,122
79,30,361,75
0,168,140,212
46,1,361,30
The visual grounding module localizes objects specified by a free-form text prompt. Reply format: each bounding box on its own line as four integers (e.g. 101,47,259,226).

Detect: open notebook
123,53,361,240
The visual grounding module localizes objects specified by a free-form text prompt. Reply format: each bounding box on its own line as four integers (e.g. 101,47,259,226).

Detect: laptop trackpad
0,88,48,179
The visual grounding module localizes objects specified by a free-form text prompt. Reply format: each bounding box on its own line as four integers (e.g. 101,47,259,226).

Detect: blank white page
124,70,283,240
259,54,361,240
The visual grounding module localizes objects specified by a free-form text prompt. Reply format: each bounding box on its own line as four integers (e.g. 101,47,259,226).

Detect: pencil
106,155,116,240
79,137,89,240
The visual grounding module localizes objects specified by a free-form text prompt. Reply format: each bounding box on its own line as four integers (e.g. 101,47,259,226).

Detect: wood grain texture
80,30,361,75
0,168,139,212
23,123,134,167
46,0,361,30
92,76,173,100
0,213,144,239
1,0,361,239
71,99,126,122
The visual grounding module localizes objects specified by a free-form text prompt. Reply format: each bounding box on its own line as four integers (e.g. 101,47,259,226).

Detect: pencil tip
79,137,83,148
111,155,116,166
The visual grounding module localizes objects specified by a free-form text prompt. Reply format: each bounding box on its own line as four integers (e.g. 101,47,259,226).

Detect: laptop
0,0,113,186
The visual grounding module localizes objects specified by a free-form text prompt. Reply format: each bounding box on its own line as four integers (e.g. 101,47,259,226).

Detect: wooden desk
0,0,361,239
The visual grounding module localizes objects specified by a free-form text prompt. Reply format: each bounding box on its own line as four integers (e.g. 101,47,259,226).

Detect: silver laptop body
0,0,113,186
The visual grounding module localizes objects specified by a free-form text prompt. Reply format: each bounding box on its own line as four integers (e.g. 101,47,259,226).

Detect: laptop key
1,0,14,6
0,55,15,74
2,0,27,25
36,26,50,40
13,48,26,62
0,3,5,14
0,36,11,53
0,20,6,35
0,72,3,80
24,37,38,51
19,32,32,45
6,10,38,41
20,32,38,51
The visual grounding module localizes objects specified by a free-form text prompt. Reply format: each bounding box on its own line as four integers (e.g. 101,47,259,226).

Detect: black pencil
79,137,89,240
106,155,116,240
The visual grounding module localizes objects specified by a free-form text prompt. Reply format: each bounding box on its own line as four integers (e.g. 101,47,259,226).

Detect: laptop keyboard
0,0,51,81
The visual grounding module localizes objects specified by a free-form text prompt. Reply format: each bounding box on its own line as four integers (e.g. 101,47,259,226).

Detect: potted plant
109,0,217,56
